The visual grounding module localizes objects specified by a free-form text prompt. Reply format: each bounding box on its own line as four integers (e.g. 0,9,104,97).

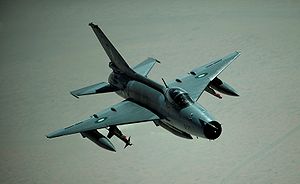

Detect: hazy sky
1,1,300,184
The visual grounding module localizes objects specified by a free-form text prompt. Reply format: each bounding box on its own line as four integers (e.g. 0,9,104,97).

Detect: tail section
89,23,135,75
89,22,165,94
124,136,133,149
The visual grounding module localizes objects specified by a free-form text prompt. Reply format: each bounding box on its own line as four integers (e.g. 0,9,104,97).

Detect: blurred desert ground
0,0,299,184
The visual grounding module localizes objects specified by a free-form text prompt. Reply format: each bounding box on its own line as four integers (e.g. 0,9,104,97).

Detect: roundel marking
96,117,107,123
196,73,207,78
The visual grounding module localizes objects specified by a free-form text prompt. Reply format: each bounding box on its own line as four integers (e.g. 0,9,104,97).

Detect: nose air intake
203,121,222,140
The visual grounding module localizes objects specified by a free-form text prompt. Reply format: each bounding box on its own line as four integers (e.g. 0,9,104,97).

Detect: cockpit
167,87,193,108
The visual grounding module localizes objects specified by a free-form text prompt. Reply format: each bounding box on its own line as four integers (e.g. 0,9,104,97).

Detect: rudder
89,23,135,75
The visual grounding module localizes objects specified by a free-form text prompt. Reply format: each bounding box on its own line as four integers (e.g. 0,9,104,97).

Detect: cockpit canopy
167,87,193,108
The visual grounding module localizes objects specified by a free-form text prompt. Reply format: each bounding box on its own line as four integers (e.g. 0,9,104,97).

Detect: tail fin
124,136,133,149
70,82,117,98
89,23,165,94
89,23,135,75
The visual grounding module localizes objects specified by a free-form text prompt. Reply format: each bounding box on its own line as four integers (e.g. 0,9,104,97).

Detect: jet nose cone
203,121,222,140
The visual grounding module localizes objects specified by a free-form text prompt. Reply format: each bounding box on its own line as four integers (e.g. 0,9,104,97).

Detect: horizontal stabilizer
133,58,160,77
70,82,117,98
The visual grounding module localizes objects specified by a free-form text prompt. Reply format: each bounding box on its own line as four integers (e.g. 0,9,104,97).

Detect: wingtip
46,132,55,138
70,91,79,99
46,128,66,139
88,22,97,27
46,134,53,139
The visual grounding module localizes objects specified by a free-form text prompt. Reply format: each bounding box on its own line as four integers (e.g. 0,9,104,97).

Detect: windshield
168,88,193,108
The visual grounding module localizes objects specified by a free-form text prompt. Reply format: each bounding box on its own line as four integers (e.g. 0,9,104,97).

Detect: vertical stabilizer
89,23,165,94
89,23,135,75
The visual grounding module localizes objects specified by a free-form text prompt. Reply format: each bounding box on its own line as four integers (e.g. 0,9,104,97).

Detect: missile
81,130,116,152
209,77,239,97
205,86,223,99
107,126,132,148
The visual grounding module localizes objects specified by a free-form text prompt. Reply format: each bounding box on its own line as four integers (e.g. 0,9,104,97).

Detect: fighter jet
47,22,240,152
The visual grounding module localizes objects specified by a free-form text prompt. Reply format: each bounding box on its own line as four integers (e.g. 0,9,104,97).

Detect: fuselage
47,23,239,153
109,72,222,139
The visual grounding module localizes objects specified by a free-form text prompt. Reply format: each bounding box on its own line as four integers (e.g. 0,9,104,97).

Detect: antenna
161,78,169,88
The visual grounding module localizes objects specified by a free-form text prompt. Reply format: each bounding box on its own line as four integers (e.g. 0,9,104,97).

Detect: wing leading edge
169,51,240,101
47,100,160,138
70,82,117,98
